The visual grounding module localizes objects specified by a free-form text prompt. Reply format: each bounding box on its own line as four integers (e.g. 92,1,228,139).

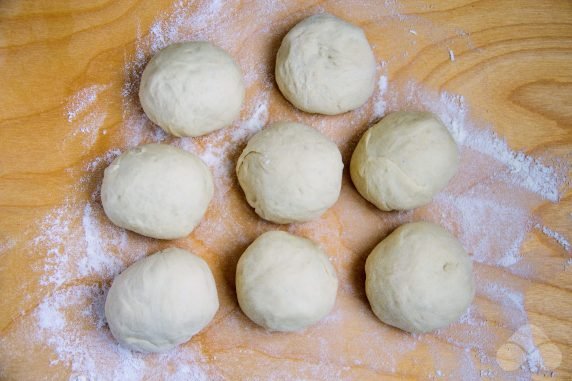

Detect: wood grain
0,0,571,380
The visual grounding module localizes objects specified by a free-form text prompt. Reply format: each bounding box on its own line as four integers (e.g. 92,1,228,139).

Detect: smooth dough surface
275,13,376,115
365,221,475,333
236,122,343,224
236,231,338,332
101,143,213,239
350,111,459,211
139,41,245,137
105,248,219,352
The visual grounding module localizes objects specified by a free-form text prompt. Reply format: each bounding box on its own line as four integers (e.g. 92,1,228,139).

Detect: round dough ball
139,41,245,137
236,231,338,332
236,122,343,224
101,143,213,239
365,221,475,333
275,13,376,115
350,111,459,211
105,248,219,352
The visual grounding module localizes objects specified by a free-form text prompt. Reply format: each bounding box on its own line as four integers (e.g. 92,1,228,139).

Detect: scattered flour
1,0,569,380
536,224,571,253
177,92,269,198
372,74,389,119
79,203,124,277
34,284,213,380
66,84,110,123
0,238,16,255
396,83,566,202
65,84,111,147
429,191,532,267
495,324,562,374
448,48,455,62
231,93,270,142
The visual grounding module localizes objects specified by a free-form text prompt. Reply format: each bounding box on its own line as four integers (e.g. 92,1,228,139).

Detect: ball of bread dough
139,41,245,137
275,13,376,115
101,143,213,239
236,231,338,331
350,111,459,211
105,248,219,352
365,221,475,333
236,122,343,224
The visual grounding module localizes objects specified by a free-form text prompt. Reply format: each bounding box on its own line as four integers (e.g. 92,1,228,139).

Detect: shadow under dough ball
350,111,459,211
365,221,475,333
275,13,376,115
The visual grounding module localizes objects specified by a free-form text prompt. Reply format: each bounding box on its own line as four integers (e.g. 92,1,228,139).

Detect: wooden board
0,0,571,380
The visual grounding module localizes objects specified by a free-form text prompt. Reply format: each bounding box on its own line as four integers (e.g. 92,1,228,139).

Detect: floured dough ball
105,248,219,352
236,122,343,224
101,144,213,239
275,13,376,115
350,111,459,211
139,41,245,137
236,231,338,331
365,221,475,333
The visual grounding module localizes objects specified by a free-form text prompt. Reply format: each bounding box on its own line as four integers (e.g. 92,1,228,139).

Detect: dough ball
275,13,376,115
101,143,213,239
139,41,245,137
236,231,338,332
236,122,343,224
365,221,475,333
105,248,219,352
350,111,459,211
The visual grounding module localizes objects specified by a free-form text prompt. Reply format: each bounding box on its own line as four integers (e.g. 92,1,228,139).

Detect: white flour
1,1,569,380
66,84,109,123
448,48,456,62
65,84,111,147
537,225,571,253
372,74,389,119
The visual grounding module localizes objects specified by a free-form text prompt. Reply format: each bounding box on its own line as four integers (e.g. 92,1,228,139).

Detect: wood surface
0,0,571,380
